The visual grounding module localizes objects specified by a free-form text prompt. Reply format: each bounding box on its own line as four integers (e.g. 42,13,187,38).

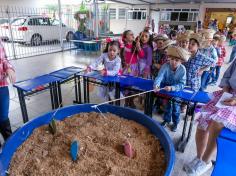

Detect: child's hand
164,86,172,92
100,69,107,76
136,41,141,50
6,69,16,84
154,86,160,92
85,67,91,73
222,97,236,106
197,68,204,76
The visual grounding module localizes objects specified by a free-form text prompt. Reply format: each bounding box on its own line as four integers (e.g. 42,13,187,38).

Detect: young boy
154,46,190,132
211,35,226,84
185,33,215,91
199,29,218,91
177,30,194,50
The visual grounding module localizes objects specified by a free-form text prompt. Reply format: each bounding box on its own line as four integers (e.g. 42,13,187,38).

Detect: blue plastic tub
0,104,175,176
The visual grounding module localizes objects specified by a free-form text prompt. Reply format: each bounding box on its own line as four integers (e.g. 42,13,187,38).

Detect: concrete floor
4,45,233,176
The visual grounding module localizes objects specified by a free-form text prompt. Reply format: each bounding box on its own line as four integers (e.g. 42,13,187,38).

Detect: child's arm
154,64,166,89
146,46,153,67
106,58,121,76
89,54,105,70
170,67,186,91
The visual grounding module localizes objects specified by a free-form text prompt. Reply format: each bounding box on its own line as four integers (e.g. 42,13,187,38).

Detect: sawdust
9,112,166,176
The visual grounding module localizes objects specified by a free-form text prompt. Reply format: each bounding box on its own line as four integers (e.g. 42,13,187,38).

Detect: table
49,66,84,104
153,88,211,152
13,75,62,123
70,39,102,54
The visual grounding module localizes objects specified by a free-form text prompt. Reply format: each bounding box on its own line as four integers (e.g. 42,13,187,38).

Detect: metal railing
0,6,78,60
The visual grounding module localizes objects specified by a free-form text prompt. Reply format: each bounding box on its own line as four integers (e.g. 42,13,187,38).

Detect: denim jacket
154,63,186,91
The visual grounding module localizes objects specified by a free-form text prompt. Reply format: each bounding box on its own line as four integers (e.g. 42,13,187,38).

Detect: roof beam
135,0,153,4
109,0,147,5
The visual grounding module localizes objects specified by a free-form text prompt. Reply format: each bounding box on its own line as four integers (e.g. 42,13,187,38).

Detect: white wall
0,0,39,7
110,19,146,36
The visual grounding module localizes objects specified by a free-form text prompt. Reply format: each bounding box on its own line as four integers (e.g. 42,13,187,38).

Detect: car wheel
66,32,74,41
31,34,42,46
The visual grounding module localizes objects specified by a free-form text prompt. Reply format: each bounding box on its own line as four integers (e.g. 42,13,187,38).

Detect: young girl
184,59,236,176
86,41,121,100
121,30,144,77
0,40,15,147
138,30,153,78
154,46,190,132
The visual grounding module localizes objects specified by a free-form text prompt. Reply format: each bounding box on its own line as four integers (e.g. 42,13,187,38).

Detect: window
118,8,126,19
171,12,179,21
109,8,116,19
161,12,170,21
127,9,147,20
188,13,193,21
28,18,40,25
193,13,198,21
38,18,50,25
11,18,26,26
179,12,188,21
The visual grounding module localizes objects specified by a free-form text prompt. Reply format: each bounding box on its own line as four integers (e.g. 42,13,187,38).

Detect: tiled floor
3,45,233,176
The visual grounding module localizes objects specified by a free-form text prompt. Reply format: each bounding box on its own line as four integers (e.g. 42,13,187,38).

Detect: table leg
86,78,90,103
57,81,63,107
186,103,197,142
144,92,149,115
148,92,154,117
49,83,55,109
83,77,87,103
17,89,29,123
115,82,120,106
176,103,190,153
78,75,82,104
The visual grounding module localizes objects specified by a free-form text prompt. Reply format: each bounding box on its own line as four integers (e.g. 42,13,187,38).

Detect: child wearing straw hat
199,29,218,91
177,30,193,50
154,46,191,132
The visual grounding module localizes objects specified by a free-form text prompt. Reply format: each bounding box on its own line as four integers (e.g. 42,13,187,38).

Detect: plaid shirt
217,45,226,66
0,40,14,87
184,51,215,91
200,45,218,68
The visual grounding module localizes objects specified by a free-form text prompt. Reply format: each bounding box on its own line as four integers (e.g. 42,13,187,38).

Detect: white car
3,15,75,45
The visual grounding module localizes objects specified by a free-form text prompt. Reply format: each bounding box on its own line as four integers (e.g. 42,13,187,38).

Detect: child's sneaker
170,124,178,132
183,157,200,172
186,159,212,176
160,121,169,128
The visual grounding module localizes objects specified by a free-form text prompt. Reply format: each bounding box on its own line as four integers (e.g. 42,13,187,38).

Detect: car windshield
11,18,26,26
0,19,8,25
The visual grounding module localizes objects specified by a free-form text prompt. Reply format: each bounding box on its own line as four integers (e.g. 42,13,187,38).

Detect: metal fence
0,6,78,60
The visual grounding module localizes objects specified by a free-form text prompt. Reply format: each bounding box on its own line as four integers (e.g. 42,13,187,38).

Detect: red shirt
124,43,144,64
217,45,226,66
0,40,14,87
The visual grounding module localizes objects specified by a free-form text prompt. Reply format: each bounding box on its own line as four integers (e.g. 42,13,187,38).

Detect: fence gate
0,6,77,60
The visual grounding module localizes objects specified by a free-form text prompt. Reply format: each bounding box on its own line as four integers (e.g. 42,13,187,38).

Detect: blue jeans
163,100,181,125
200,71,210,91
0,87,10,122
213,66,221,83
206,67,216,84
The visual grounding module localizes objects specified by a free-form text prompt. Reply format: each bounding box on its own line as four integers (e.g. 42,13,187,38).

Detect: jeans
213,66,221,83
206,67,216,85
0,87,10,122
163,99,181,125
200,71,210,91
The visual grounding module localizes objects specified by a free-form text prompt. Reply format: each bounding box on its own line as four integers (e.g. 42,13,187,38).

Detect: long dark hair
139,29,153,48
103,40,120,53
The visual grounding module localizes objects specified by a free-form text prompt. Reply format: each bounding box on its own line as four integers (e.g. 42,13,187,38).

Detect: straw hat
189,33,203,46
185,30,194,35
219,35,226,42
166,45,191,62
213,34,221,41
200,29,215,40
159,39,175,50
153,34,169,41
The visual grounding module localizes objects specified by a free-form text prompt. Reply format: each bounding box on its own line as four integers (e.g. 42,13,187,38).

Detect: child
229,30,236,46
138,30,153,78
86,40,121,100
152,37,173,78
169,30,177,44
0,40,15,147
185,33,215,91
121,30,144,77
199,29,218,91
229,44,236,63
154,46,190,132
177,32,191,50
211,35,226,84
207,34,221,85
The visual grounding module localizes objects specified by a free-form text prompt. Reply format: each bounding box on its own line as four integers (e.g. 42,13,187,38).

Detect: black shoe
0,119,12,141
161,121,169,128
171,124,178,132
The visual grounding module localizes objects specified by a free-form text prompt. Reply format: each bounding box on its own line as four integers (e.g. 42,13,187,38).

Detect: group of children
86,27,231,132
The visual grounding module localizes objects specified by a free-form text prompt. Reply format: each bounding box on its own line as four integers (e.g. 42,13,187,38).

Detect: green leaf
49,118,57,135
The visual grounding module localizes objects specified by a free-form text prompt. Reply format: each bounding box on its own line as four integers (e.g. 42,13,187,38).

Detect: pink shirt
0,40,14,87
124,43,144,64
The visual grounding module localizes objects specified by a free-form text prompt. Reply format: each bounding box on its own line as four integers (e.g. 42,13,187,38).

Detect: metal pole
58,0,64,51
6,6,17,59
94,0,99,38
